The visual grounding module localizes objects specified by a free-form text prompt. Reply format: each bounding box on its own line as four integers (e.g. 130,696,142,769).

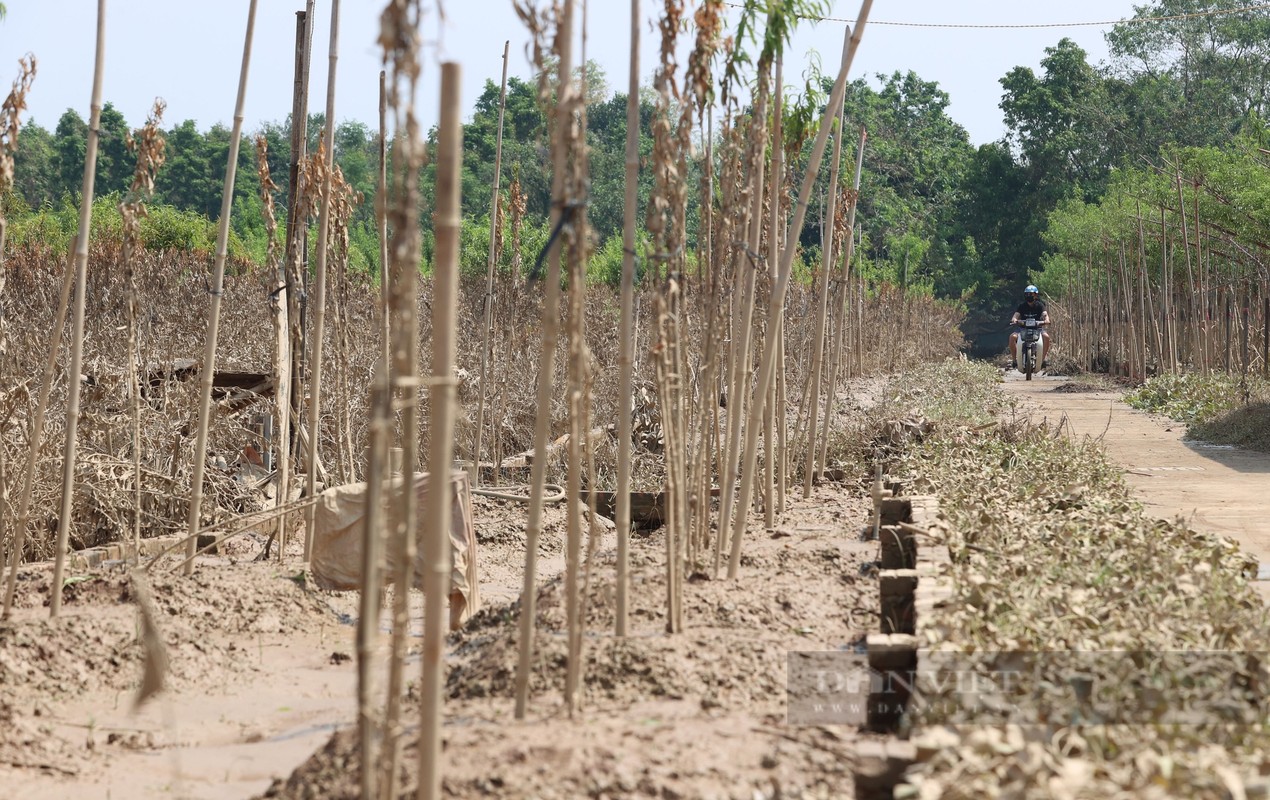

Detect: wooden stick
473,41,510,488
302,0,341,561
714,76,768,576
819,125,866,474
50,0,108,616
378,70,390,388
417,61,462,800
379,4,425,792
181,0,260,578
357,331,388,792
514,0,575,723
3,246,77,618
803,102,845,497
278,2,315,559
615,0,639,638
729,6,871,579
763,57,782,529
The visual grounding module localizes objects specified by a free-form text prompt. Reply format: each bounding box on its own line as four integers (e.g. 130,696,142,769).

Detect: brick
880,569,919,596
867,633,918,671
878,497,911,525
879,525,916,570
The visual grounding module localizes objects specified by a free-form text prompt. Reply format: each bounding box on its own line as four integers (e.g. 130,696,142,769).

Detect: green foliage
7,194,250,261
1126,371,1270,426
825,71,976,304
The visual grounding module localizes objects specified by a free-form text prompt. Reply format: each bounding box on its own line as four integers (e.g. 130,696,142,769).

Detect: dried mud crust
263,484,879,800
0,557,341,775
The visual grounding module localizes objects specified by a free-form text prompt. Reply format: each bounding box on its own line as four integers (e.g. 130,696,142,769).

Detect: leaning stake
303,0,342,561
182,0,260,577
729,5,872,578
802,100,845,497
514,0,576,720
50,0,108,616
472,41,510,487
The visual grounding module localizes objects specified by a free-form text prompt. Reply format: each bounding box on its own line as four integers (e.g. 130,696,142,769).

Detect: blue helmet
1024,284,1039,297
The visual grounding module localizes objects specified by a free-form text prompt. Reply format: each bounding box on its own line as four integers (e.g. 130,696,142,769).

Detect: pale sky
0,1,1147,145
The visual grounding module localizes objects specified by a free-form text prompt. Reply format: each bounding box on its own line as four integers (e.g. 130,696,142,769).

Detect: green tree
12,120,55,207
157,119,215,214
832,71,975,297
94,102,132,195
1000,38,1116,203
1107,0,1270,145
52,109,87,199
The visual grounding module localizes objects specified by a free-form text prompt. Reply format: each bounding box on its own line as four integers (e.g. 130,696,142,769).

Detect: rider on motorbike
1009,284,1050,370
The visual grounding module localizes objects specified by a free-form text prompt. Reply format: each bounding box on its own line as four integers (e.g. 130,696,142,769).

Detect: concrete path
1000,372,1270,600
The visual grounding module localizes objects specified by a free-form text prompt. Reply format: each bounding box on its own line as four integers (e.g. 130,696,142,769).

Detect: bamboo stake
121,103,165,559
514,0,575,722
49,0,108,616
181,0,259,578
615,0,639,638
763,57,782,528
275,7,312,559
270,32,298,561
302,0,341,561
379,2,425,794
714,77,767,576
729,9,870,579
2,243,72,619
415,61,462,800
473,42,510,487
819,125,866,474
357,75,392,799
0,57,32,587
803,102,844,497
564,0,592,705
378,70,390,384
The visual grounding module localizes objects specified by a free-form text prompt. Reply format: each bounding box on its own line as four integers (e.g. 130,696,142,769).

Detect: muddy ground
1,472,879,799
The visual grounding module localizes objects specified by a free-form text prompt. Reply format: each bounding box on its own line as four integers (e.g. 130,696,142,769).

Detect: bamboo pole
49,0,108,616
379,3,425,793
2,244,73,619
615,0,639,638
356,79,390,791
514,0,575,721
763,57,782,529
302,0,341,561
0,58,30,591
819,125,866,474
270,9,305,562
278,2,315,558
802,101,845,497
713,77,767,576
473,42,510,487
416,61,462,800
729,9,870,579
181,0,260,578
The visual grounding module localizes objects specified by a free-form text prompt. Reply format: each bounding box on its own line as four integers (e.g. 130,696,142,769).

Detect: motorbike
1015,319,1044,380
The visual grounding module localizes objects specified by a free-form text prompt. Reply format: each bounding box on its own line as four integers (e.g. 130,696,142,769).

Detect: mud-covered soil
263,482,878,800
0,471,877,799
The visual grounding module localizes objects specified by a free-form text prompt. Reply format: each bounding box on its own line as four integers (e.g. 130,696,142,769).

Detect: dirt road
1002,372,1270,600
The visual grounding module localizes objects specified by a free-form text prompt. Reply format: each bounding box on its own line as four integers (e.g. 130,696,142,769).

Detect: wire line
722,1,1270,30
